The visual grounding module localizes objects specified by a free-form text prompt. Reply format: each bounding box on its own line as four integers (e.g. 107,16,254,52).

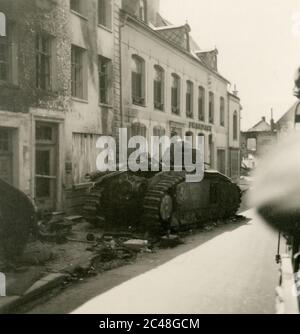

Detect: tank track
83,186,106,226
141,172,185,231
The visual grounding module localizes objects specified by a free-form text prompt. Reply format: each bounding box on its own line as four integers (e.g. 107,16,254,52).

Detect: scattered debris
123,239,149,252
160,235,184,248
20,241,52,265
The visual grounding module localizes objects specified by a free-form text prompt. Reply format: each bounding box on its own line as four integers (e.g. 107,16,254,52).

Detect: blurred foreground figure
250,132,300,235
249,68,300,314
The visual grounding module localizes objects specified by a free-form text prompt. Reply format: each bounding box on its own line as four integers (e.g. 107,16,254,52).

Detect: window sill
72,97,89,104
154,108,164,112
70,10,88,21
97,24,113,33
0,80,19,89
133,102,146,108
99,103,113,109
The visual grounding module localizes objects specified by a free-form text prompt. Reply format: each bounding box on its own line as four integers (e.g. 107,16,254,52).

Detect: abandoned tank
83,148,241,232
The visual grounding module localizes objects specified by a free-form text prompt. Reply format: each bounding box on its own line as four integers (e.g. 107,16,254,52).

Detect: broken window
171,74,180,115
186,80,194,119
131,55,145,106
36,34,52,90
98,0,112,29
98,55,111,104
154,65,164,111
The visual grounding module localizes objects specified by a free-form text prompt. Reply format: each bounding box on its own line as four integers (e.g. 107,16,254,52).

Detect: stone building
241,116,277,170
0,0,121,213
120,0,242,181
0,0,242,215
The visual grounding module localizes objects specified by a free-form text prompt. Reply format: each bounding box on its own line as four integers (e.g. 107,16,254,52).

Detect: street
26,209,280,314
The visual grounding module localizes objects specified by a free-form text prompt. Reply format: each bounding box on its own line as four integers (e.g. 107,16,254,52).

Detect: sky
160,0,300,130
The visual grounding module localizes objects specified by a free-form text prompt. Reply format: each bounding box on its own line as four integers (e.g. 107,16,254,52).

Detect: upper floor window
98,56,112,105
209,92,214,124
139,0,147,22
186,81,194,119
233,111,238,140
98,0,112,29
154,65,164,111
71,45,86,99
220,97,225,127
0,12,6,37
36,34,52,90
0,18,8,82
171,74,180,115
131,55,145,106
198,86,205,122
70,0,82,13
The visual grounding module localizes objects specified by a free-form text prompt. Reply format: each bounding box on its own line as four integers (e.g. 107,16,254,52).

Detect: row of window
70,0,113,29
131,55,226,126
71,0,148,28
130,118,239,142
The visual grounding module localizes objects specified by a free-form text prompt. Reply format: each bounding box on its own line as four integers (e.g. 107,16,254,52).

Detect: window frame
171,73,181,115
198,86,205,122
209,92,215,124
0,15,9,83
98,55,112,105
186,80,194,119
233,111,238,141
153,65,164,111
98,0,112,30
71,45,87,100
220,97,225,127
131,55,145,107
35,33,52,91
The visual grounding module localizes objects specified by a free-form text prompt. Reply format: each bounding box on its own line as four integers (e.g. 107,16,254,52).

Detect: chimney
262,116,266,122
270,108,276,131
233,84,239,97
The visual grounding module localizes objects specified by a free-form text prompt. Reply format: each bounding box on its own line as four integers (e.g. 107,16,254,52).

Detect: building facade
0,0,121,213
0,0,242,215
120,0,242,181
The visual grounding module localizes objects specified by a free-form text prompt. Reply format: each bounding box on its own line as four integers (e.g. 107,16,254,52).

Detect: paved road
28,209,280,314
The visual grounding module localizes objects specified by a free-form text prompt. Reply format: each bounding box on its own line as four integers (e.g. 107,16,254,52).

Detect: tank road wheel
142,172,185,233
160,195,173,222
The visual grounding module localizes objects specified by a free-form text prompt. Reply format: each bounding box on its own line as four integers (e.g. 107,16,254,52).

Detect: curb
0,273,68,314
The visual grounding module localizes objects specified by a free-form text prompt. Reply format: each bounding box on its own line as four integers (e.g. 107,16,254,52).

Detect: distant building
241,116,277,170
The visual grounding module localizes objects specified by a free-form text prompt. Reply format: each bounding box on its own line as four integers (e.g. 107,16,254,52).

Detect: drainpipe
118,12,129,129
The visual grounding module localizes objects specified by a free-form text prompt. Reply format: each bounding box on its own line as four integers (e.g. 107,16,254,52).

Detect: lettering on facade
189,122,212,132
0,272,6,297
